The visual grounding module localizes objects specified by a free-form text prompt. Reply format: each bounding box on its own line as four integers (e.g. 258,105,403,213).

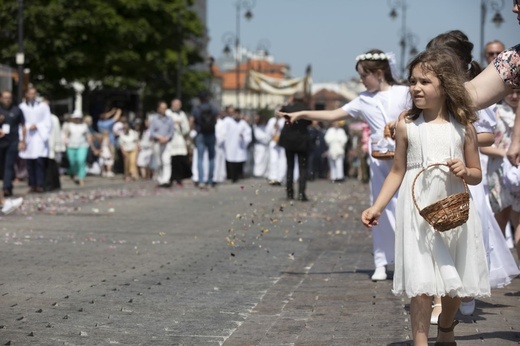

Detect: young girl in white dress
362,48,490,345
281,49,410,281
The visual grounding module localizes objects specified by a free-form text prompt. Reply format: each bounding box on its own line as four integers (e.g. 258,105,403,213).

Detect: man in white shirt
19,87,53,193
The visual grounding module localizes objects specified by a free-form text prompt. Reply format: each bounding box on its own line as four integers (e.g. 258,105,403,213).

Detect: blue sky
207,0,518,83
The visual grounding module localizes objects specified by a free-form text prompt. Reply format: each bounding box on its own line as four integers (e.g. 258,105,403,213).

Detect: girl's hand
276,111,300,124
446,159,468,179
361,207,381,228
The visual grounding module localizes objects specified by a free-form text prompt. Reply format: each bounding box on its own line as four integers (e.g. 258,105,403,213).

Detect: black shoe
3,190,12,197
157,183,171,188
287,191,294,200
298,193,309,202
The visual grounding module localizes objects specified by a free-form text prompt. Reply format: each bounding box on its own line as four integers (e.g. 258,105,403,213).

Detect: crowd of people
0,87,368,214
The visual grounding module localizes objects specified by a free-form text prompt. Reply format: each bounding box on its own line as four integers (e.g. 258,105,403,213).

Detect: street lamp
480,0,505,65
233,0,255,109
16,0,24,103
388,0,418,80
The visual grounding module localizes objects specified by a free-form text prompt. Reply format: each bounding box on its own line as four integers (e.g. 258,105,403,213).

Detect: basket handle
411,163,469,213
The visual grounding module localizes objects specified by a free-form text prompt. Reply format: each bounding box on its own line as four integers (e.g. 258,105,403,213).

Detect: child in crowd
99,129,115,178
136,117,154,180
280,49,410,281
118,122,139,181
362,48,490,345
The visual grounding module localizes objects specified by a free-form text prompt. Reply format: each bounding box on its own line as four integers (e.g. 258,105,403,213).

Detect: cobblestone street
0,177,518,345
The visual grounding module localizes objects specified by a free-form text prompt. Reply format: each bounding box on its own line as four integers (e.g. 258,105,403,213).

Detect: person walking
362,48,490,346
150,101,174,187
0,90,25,197
43,98,63,191
167,98,192,186
118,122,139,182
190,91,219,189
278,92,311,201
221,106,252,183
427,29,520,321
252,113,270,179
281,49,410,280
63,110,94,186
19,87,53,193
324,121,348,182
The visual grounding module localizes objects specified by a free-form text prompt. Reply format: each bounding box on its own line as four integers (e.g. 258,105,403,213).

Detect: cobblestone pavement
0,176,518,345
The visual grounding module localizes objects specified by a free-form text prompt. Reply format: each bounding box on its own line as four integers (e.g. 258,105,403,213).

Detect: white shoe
2,197,23,215
430,303,442,325
106,171,115,178
371,266,387,281
459,299,475,315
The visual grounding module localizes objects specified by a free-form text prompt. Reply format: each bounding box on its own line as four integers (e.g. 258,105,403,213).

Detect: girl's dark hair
355,49,399,85
426,30,482,80
406,48,477,125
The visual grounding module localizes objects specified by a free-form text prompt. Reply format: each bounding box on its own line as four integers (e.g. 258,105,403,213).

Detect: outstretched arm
277,107,349,124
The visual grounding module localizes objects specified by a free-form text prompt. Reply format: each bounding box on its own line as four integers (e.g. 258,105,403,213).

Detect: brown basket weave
412,163,470,232
371,123,395,160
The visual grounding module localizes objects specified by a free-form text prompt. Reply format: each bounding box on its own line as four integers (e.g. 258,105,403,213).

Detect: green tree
0,0,210,111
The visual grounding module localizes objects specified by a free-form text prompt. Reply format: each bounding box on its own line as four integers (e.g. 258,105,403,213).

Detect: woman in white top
118,122,139,181
63,110,94,186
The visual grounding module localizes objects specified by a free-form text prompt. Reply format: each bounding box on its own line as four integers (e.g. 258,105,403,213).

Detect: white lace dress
393,115,490,298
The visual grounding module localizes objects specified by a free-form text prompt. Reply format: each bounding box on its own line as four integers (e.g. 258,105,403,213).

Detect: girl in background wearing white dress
324,121,348,182
281,49,410,281
362,49,490,345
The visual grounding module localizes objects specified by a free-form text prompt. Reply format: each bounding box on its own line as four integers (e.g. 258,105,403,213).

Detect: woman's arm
466,63,512,109
361,118,407,227
506,105,520,166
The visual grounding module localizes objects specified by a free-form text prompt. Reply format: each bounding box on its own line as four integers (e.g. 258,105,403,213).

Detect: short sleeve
341,97,362,119
493,44,520,88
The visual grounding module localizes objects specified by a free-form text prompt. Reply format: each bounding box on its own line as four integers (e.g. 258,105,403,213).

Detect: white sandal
431,303,442,325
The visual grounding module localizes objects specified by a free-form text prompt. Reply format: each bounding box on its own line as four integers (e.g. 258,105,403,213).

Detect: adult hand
0,130,4,138
507,140,520,166
18,141,26,151
29,124,37,131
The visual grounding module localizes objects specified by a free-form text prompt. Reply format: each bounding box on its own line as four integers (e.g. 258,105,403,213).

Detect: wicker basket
412,163,470,232
371,123,395,160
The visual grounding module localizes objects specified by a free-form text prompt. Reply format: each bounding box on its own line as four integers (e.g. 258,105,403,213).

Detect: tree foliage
0,0,210,111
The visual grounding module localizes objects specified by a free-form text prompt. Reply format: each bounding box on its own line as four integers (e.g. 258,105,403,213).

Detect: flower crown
355,53,390,62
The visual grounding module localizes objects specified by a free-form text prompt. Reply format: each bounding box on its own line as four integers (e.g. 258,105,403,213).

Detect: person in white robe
324,121,348,182
252,114,270,178
221,108,252,183
266,115,287,185
19,87,53,192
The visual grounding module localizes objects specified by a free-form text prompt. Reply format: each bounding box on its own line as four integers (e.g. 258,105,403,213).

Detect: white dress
393,116,490,298
342,85,411,268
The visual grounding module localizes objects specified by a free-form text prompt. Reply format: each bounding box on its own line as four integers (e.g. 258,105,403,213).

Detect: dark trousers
0,141,19,192
44,158,61,191
26,157,46,188
285,150,308,195
226,161,244,183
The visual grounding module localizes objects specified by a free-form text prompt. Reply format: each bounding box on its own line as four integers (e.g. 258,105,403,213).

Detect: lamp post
16,0,24,103
233,0,255,109
388,0,418,80
480,0,505,65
